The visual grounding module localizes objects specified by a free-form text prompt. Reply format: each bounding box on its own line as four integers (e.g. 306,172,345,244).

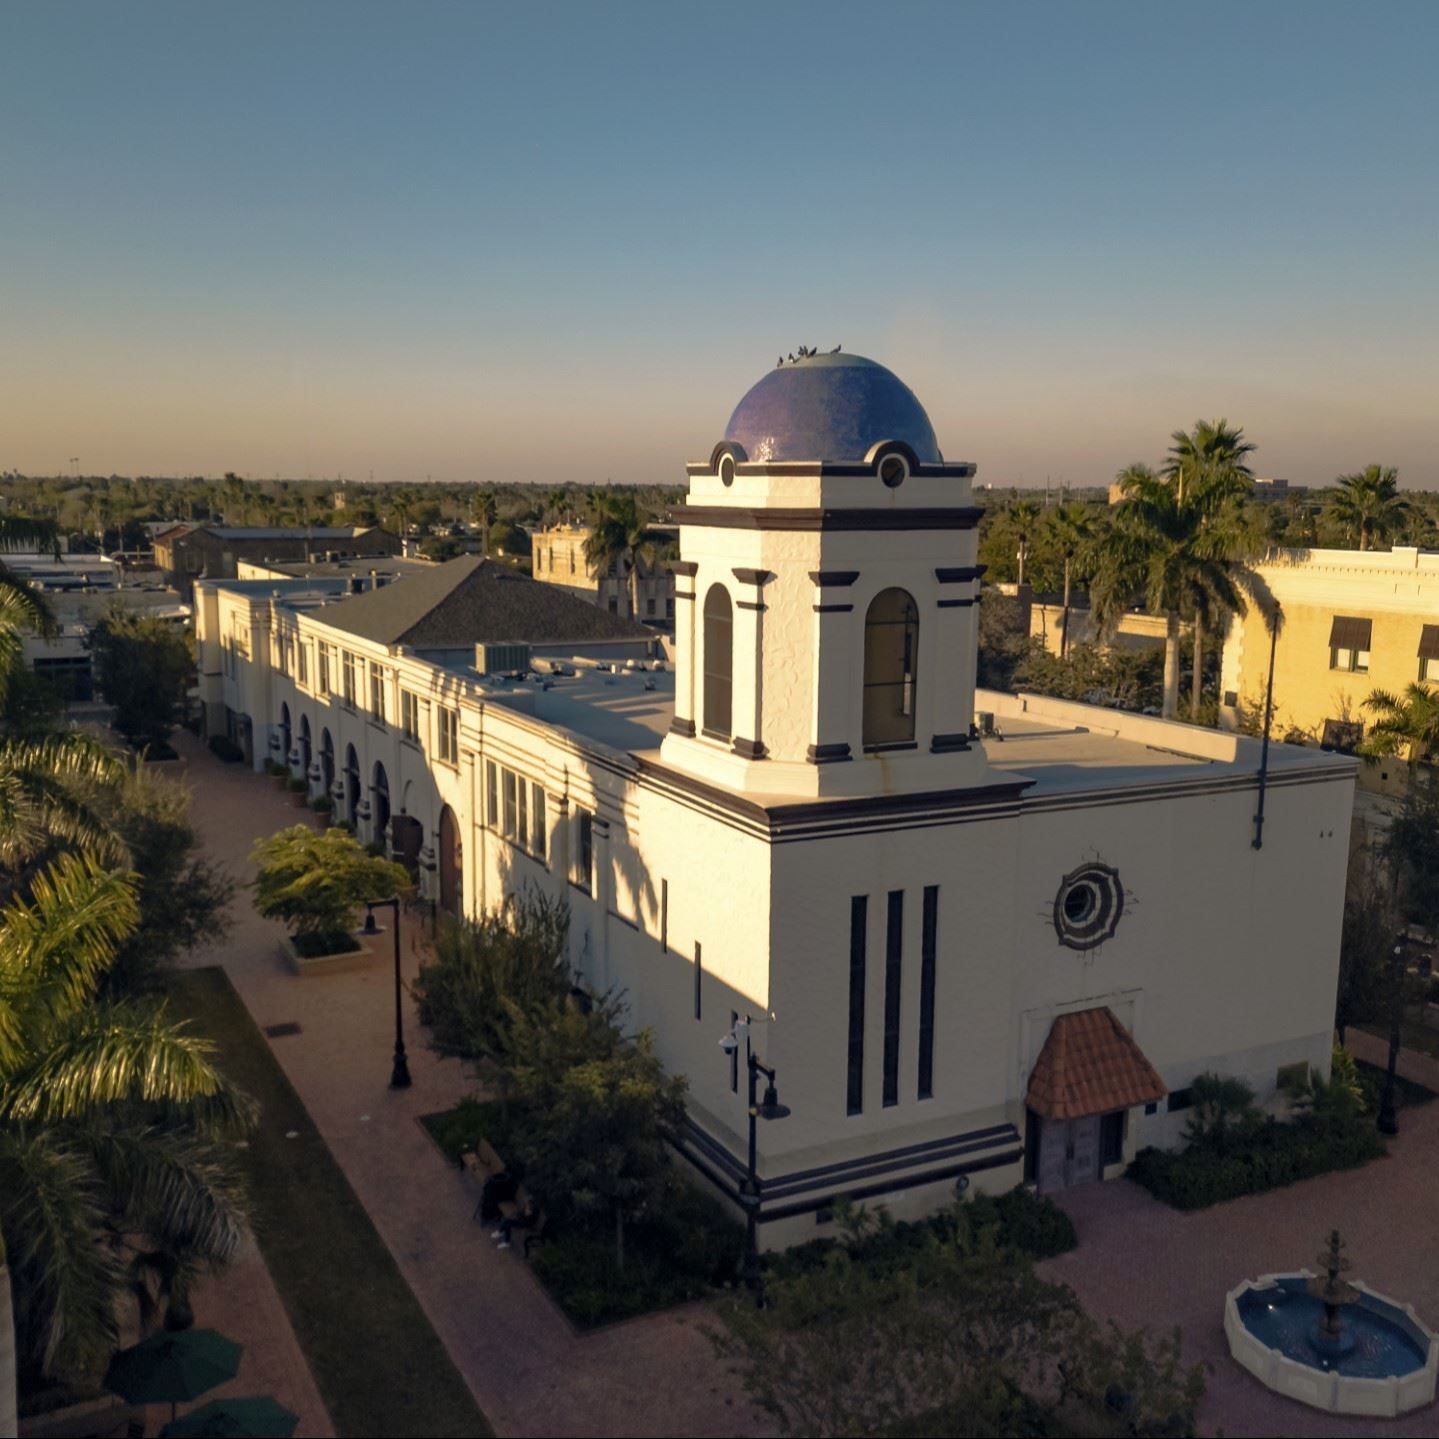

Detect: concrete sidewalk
171,730,759,1438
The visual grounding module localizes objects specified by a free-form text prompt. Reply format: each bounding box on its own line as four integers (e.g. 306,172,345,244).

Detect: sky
2,1,1437,489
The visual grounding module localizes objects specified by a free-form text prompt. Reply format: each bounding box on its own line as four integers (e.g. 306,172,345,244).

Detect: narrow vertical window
702,584,733,739
863,588,919,748
918,885,938,1100
485,761,498,828
660,878,669,952
503,769,517,839
532,785,547,860
575,810,593,892
882,890,903,1108
694,941,703,1021
517,776,528,849
730,1009,739,1093
847,896,867,1116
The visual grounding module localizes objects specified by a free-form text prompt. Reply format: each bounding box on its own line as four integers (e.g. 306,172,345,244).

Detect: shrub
310,795,333,814
421,1098,510,1165
968,1186,1077,1259
208,734,244,763
288,776,308,793
1127,1117,1385,1210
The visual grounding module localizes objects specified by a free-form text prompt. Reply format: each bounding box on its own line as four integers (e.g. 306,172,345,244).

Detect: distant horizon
5,2,1435,489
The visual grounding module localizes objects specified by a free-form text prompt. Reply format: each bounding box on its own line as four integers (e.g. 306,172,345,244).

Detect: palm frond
0,855,139,1069
85,1121,252,1265
5,1000,255,1134
0,1128,121,1375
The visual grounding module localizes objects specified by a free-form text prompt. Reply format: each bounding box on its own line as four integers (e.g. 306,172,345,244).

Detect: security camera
718,1032,739,1055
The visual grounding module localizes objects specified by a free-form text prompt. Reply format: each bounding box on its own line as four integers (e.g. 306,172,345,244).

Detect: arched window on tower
702,583,733,739
863,588,919,748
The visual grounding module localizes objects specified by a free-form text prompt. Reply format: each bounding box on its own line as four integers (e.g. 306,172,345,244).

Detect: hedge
1127,1118,1385,1211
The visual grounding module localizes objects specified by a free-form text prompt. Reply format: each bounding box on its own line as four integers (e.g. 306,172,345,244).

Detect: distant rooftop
241,556,434,580
201,526,381,541
308,555,655,650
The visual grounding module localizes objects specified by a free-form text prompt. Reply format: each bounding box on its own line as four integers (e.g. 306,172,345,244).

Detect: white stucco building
197,353,1355,1242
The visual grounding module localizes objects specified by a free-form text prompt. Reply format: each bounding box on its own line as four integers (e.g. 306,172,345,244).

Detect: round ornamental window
719,454,736,488
880,454,908,488
1053,862,1123,951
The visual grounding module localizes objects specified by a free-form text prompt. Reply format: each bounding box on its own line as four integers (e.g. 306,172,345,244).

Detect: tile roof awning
1026,1007,1167,1121
1418,625,1439,661
1328,615,1373,650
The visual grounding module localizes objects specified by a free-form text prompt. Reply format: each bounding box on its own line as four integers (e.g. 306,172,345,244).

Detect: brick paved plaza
174,731,1439,1437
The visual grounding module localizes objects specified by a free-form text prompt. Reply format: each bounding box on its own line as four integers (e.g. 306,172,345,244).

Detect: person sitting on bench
492,1196,538,1250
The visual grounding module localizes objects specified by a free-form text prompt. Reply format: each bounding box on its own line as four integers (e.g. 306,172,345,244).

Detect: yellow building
531,522,675,625
1220,546,1439,771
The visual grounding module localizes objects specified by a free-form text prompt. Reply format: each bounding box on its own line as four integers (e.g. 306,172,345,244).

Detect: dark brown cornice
671,506,982,533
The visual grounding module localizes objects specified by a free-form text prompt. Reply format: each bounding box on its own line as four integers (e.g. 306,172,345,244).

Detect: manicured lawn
167,967,491,1438
422,1100,744,1328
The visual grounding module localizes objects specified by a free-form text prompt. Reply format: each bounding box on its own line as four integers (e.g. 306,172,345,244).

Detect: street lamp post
720,1019,789,1307
1378,941,1404,1136
358,897,412,1089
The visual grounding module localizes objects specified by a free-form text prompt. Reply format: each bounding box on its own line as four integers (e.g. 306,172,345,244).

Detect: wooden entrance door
1036,1114,1104,1192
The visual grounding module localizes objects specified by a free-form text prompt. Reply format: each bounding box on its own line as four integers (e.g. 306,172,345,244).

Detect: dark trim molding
930,732,972,754
667,717,696,738
671,506,982,533
935,566,984,583
806,742,852,764
937,597,975,608
808,570,860,587
731,567,774,586
674,590,695,602
736,599,766,612
732,737,767,761
671,560,699,577
685,459,977,481
813,602,853,613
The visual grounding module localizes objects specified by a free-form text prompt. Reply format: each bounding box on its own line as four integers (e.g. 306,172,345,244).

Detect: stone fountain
1225,1228,1439,1417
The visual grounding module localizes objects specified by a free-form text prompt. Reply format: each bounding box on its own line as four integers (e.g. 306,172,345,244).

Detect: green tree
0,733,127,880
471,488,498,553
0,853,253,1392
250,825,408,953
713,1210,1204,1437
1091,464,1269,720
506,997,687,1268
1164,417,1254,505
1360,682,1439,772
90,609,192,753
413,887,572,1108
1335,848,1397,1044
1327,464,1407,551
1042,503,1097,657
583,492,662,619
1006,499,1042,587
100,765,233,994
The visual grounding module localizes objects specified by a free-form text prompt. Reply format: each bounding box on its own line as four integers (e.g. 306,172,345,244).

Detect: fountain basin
1226,1272,1439,1417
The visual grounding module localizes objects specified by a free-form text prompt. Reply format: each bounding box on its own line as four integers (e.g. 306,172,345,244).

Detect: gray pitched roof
313,556,654,648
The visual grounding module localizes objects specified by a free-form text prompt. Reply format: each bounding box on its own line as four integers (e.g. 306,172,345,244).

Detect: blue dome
723,353,942,465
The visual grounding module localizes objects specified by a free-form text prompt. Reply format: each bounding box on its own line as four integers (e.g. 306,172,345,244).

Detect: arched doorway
372,762,390,846
320,729,334,795
438,804,461,915
344,744,361,826
280,702,292,765
299,715,312,776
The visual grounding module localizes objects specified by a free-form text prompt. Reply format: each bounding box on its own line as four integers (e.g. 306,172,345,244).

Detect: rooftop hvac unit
975,710,996,737
476,641,531,676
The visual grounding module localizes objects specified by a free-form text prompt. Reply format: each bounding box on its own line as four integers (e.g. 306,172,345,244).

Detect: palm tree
471,489,498,554
543,488,569,527
1328,464,1408,551
1092,468,1272,720
1165,418,1254,505
0,853,253,1394
1361,684,1439,774
1043,503,1097,657
584,493,661,620
1007,500,1042,587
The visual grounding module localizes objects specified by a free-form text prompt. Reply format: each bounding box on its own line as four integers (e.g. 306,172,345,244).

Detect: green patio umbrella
160,1395,300,1438
104,1328,243,1421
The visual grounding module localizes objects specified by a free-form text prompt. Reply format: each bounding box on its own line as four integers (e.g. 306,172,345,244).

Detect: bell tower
660,351,1001,801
